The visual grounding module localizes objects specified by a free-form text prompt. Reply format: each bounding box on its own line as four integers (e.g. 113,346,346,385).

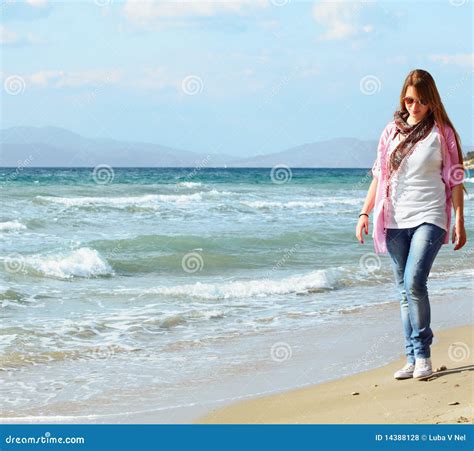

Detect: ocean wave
0,343,141,370
35,193,200,208
34,190,235,209
240,200,325,209
116,267,344,300
464,177,474,184
240,198,362,209
0,220,27,232
12,247,114,280
176,182,203,188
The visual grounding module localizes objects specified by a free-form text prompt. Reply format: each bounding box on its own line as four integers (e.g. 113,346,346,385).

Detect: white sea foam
0,220,27,231
35,191,234,208
240,200,325,209
240,198,362,209
117,267,343,300
23,247,113,279
176,182,203,188
35,194,201,207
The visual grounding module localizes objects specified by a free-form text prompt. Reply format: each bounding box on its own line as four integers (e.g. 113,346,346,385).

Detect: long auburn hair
398,69,467,193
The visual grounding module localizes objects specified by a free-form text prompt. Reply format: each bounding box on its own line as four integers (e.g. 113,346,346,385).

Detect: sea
1,167,472,422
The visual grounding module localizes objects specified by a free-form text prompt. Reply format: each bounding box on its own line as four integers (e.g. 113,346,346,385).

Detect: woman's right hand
356,215,369,244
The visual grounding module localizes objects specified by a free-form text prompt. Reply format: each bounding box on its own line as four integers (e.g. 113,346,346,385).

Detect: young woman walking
356,69,467,380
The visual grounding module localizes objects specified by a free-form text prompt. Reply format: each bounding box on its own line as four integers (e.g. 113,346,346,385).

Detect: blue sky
1,0,473,157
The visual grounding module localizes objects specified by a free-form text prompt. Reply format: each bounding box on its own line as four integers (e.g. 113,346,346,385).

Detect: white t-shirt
384,125,447,231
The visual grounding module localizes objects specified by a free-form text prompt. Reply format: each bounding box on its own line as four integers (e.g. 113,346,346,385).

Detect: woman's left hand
452,218,467,251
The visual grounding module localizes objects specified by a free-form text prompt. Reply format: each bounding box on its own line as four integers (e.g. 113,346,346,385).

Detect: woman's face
404,86,431,121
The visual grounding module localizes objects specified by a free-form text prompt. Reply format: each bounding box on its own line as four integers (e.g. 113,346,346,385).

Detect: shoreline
1,295,471,424
195,324,473,424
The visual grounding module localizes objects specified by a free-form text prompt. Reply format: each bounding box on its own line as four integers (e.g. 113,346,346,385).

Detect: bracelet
359,213,369,218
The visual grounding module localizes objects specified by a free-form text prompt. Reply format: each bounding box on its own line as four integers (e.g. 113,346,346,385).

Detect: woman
355,69,467,380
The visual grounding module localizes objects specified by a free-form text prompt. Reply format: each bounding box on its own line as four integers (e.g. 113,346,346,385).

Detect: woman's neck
407,115,421,125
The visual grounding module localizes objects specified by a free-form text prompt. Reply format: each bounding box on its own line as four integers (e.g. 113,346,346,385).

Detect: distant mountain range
1,126,472,168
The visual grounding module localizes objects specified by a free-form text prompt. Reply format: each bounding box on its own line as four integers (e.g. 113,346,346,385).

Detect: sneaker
393,362,415,379
413,357,432,379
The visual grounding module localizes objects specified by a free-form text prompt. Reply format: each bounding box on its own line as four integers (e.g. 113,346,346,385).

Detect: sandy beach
196,324,473,424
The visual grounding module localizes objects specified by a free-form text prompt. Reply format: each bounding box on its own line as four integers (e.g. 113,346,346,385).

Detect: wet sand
196,324,473,424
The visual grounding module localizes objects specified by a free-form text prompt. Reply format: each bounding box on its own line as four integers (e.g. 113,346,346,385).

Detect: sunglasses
403,96,429,106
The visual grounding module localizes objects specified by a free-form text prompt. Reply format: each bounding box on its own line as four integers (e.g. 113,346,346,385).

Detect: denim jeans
386,222,446,364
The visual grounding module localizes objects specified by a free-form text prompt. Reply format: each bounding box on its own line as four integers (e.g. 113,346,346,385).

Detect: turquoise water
1,167,472,419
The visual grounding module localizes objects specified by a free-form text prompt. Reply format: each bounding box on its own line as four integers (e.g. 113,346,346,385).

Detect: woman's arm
451,183,466,250
360,177,378,216
356,177,378,243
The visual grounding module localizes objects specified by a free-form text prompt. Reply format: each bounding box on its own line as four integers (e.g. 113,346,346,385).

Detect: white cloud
26,0,48,6
385,55,408,65
25,69,122,87
0,26,19,45
300,65,321,78
2,67,178,92
122,0,269,27
130,67,176,91
312,1,374,41
430,53,474,68
0,25,45,46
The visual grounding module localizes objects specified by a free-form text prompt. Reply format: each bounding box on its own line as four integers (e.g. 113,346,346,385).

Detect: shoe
413,357,432,379
393,362,415,379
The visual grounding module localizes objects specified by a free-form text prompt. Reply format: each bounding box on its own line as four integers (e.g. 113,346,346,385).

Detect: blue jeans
386,222,446,364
